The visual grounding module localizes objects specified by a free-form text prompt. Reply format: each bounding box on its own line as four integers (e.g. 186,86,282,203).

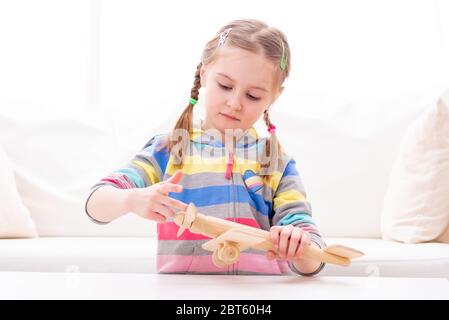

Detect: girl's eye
247,94,260,101
218,83,260,101
218,83,232,90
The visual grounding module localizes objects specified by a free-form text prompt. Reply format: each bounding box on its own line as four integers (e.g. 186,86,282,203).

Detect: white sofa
1,237,448,278
1,90,448,279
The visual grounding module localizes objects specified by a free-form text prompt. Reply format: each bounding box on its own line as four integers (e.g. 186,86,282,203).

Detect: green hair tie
189,97,198,106
280,41,287,71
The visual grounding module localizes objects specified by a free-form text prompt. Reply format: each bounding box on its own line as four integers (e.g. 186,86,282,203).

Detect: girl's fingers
159,195,188,211
269,226,312,261
266,250,277,261
270,227,281,252
153,203,175,219
165,170,183,185
158,183,183,195
154,214,167,223
287,228,302,260
278,225,293,259
144,211,166,222
295,231,311,260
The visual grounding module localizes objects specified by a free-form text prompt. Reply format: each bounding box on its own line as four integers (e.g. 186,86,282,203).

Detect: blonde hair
160,18,291,175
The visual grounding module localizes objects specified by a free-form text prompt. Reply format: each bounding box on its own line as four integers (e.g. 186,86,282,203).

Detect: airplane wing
324,245,364,258
202,228,267,252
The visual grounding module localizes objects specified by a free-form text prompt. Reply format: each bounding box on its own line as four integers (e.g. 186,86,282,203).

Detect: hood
190,118,260,149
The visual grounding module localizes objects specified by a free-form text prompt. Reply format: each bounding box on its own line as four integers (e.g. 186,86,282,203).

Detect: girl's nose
227,93,242,111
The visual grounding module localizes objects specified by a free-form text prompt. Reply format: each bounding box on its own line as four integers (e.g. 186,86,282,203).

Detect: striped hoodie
86,119,326,276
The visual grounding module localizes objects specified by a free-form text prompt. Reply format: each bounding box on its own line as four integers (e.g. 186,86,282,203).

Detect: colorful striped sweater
86,120,326,276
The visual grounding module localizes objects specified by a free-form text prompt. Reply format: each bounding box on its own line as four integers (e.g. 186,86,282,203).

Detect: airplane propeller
174,203,197,237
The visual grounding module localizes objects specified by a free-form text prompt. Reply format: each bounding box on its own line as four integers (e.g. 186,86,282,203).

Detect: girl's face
200,46,283,137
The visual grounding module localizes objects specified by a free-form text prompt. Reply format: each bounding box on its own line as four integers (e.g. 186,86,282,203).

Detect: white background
1,0,448,119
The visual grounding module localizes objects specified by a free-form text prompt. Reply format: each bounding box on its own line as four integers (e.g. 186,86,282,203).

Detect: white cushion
381,88,449,243
0,237,156,273
0,100,156,237
0,237,447,278
0,143,37,238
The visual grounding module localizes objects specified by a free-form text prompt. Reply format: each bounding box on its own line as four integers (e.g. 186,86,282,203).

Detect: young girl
85,18,326,276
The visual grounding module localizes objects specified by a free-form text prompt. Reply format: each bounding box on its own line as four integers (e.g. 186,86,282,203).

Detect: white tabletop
1,271,448,300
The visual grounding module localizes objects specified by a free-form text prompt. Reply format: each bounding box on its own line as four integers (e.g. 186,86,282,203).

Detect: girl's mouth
220,113,240,121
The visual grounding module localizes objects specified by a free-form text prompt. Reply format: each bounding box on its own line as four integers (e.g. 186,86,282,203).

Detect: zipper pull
225,152,234,179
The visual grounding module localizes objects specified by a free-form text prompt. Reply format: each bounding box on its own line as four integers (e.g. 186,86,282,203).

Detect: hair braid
160,62,202,167
261,110,283,176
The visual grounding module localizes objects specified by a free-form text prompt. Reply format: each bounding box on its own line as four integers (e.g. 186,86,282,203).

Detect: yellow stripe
166,155,284,192
166,155,259,175
245,175,262,185
191,129,203,141
191,127,258,141
132,160,160,185
247,127,259,140
170,127,286,192
265,171,283,191
273,189,306,210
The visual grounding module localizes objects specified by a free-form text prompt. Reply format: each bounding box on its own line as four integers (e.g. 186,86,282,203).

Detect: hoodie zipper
232,163,238,275
225,150,237,275
225,151,234,179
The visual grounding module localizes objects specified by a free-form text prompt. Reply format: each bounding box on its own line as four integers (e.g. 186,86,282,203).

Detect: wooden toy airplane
173,203,364,268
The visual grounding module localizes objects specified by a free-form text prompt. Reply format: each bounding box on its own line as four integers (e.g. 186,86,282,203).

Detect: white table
1,272,448,300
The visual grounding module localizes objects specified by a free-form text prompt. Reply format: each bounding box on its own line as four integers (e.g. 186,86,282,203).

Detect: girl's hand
126,170,188,222
266,225,311,261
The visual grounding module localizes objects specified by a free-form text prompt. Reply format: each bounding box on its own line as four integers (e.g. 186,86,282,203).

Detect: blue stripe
192,140,259,149
282,159,299,177
142,135,170,173
169,185,272,216
192,137,259,149
114,168,145,188
192,141,226,152
277,212,316,226
236,139,259,148
243,169,256,180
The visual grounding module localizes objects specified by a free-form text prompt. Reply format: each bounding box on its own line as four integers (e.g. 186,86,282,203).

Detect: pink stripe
301,226,318,233
235,252,284,274
247,182,263,189
278,260,292,273
158,218,262,241
113,174,133,188
101,174,133,189
157,252,288,274
100,177,124,188
156,255,190,273
157,254,222,273
158,222,208,240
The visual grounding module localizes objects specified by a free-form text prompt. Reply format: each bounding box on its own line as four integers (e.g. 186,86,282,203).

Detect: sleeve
84,134,170,224
271,157,326,276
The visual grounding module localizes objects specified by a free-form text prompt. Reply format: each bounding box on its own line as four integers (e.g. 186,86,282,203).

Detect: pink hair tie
268,124,276,134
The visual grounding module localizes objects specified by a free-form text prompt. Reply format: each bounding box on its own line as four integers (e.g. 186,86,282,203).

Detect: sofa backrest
275,95,433,237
